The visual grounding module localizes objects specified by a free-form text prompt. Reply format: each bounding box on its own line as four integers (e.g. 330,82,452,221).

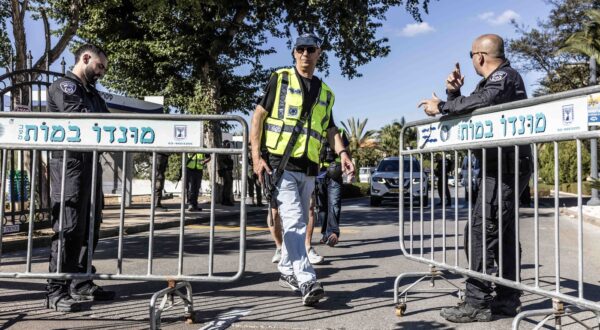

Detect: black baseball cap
294,33,322,48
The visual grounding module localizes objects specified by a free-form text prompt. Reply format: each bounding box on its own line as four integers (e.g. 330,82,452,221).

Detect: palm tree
559,9,600,67
341,117,376,151
340,117,376,170
377,120,403,157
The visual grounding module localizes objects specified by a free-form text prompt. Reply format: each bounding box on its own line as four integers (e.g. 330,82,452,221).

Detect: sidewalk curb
3,208,266,253
560,207,600,227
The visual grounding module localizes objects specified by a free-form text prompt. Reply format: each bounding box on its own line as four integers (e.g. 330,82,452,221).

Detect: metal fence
394,85,600,329
0,111,248,329
1,63,67,231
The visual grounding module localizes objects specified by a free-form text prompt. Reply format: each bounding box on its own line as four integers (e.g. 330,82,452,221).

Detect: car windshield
376,159,420,172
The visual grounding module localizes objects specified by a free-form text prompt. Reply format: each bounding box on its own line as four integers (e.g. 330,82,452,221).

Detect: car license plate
390,188,399,193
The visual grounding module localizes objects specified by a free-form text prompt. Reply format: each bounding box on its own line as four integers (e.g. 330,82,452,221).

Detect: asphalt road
0,196,599,329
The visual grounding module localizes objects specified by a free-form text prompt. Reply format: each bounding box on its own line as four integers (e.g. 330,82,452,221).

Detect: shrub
341,182,370,198
538,141,590,185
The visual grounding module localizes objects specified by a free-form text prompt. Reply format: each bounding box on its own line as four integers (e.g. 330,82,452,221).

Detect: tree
0,1,97,74
559,9,600,62
77,1,433,200
508,0,600,96
340,117,377,169
538,141,590,184
377,118,404,157
341,117,376,152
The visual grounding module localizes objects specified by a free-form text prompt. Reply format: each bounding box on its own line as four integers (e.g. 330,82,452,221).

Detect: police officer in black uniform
419,34,532,323
154,153,170,211
218,140,235,206
46,44,115,312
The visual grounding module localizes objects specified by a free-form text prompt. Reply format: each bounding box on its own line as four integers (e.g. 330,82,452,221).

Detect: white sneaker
272,248,282,263
307,247,324,265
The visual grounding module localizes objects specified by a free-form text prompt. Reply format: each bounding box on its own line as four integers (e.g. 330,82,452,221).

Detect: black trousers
247,174,262,204
154,153,169,207
221,171,234,204
464,161,531,308
47,154,103,297
437,174,451,204
186,168,203,207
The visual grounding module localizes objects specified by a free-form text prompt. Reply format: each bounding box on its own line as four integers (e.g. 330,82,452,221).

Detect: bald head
473,34,505,59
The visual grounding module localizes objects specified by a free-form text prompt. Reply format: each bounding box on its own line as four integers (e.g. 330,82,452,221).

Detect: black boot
45,294,81,312
71,283,116,301
440,301,492,323
491,294,522,316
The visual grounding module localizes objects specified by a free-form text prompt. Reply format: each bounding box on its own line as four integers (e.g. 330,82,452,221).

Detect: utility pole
588,57,600,205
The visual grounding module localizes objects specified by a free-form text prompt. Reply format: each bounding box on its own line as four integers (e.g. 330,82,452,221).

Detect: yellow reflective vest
263,68,335,164
187,153,206,170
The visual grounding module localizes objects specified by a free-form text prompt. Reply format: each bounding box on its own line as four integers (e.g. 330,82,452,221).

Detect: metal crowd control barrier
394,85,600,329
0,112,248,329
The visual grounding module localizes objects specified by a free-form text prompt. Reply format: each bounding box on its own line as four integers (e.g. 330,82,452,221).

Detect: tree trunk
199,63,228,204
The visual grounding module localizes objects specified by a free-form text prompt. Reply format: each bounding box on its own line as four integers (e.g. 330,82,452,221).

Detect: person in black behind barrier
186,151,211,211
218,140,235,206
154,153,170,212
46,44,115,312
419,34,532,323
434,153,453,207
247,144,264,207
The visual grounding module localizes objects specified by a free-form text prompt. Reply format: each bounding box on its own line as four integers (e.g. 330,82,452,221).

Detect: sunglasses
469,51,488,58
295,46,317,54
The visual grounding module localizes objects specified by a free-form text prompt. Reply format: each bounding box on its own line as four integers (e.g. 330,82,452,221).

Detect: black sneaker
300,281,324,306
278,274,300,292
440,302,492,323
491,296,522,316
155,205,169,212
45,294,81,312
187,205,201,212
71,284,116,301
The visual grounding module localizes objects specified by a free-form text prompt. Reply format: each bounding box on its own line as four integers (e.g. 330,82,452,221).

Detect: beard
84,65,100,85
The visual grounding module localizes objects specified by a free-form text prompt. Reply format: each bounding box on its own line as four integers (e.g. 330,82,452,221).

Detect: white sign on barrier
0,117,204,149
416,94,589,150
587,93,600,126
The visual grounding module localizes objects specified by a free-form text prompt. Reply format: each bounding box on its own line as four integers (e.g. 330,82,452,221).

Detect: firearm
262,169,278,227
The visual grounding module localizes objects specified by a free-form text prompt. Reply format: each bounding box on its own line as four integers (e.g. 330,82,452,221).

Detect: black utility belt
488,156,532,174
50,151,93,161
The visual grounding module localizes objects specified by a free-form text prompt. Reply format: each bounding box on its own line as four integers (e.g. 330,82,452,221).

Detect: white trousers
275,170,316,285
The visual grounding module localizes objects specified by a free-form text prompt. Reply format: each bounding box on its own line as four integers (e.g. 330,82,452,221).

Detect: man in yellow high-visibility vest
186,152,211,211
250,33,354,307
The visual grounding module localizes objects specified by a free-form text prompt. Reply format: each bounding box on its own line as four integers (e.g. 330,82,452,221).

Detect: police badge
489,71,507,82
59,81,77,95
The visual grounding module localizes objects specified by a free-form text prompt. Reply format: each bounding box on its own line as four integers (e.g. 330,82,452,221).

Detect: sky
9,0,553,132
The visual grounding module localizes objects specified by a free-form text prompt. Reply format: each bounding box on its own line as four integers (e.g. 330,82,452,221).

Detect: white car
370,156,429,206
359,167,374,183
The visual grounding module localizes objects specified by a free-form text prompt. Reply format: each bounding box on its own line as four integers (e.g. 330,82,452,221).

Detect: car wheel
370,196,382,206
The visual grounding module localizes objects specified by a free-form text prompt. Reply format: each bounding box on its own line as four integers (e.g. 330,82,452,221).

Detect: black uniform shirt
258,68,336,176
440,61,526,115
47,71,109,160
439,60,530,165
48,71,109,114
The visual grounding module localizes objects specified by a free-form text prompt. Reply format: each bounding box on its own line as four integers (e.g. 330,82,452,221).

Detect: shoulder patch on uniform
489,71,507,82
59,81,77,95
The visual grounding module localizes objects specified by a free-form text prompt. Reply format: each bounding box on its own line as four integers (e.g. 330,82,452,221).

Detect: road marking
199,308,251,330
188,224,360,234
188,225,267,231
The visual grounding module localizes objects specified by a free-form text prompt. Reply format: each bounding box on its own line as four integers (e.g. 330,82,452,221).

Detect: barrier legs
511,299,599,330
149,280,195,330
393,265,464,316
